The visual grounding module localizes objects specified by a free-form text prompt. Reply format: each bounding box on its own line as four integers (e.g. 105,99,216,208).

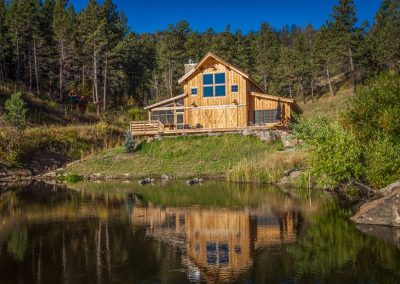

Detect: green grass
299,87,354,121
66,134,284,179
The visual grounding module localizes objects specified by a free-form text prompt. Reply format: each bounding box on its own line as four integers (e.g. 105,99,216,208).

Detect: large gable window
203,73,226,97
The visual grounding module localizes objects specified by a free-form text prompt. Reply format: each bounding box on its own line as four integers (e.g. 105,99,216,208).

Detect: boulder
161,174,170,180
278,170,303,188
380,181,400,197
351,182,400,227
256,130,279,142
242,129,255,136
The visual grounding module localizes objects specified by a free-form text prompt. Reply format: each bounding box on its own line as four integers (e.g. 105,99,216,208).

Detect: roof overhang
251,92,303,114
144,94,186,110
178,52,265,93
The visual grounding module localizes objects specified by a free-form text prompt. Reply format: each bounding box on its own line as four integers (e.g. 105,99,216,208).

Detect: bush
364,135,400,188
294,117,364,187
124,130,135,153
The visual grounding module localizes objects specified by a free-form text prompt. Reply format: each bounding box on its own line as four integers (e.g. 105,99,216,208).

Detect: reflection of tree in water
7,226,28,262
288,201,400,283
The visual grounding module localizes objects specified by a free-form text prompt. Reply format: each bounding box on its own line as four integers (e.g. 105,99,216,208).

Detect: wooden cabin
131,52,302,136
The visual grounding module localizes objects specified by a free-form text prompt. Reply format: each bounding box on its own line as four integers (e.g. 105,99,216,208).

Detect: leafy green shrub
364,135,400,188
124,130,136,153
343,72,400,141
294,117,364,187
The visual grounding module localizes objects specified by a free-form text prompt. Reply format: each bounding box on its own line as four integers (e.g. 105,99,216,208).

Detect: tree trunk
15,22,20,82
311,79,315,102
59,42,64,101
29,46,32,92
326,68,334,96
349,47,356,93
93,49,99,116
289,83,293,99
103,55,107,112
33,41,40,95
300,77,305,104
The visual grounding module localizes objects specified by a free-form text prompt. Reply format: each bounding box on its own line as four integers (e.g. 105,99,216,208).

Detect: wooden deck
130,120,285,137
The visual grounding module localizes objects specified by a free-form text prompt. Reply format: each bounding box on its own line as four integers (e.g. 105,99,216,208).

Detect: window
253,110,280,124
150,110,174,124
202,73,226,97
231,85,238,92
191,88,198,95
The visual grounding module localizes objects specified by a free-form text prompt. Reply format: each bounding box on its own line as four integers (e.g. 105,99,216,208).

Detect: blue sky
69,0,381,33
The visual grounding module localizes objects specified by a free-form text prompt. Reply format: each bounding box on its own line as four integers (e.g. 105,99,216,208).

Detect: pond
0,181,399,283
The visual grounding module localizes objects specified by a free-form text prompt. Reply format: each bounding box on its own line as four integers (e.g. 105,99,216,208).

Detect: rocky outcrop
351,181,400,226
277,169,304,188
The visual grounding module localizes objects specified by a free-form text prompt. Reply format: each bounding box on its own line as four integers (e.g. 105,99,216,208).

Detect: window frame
202,72,226,98
231,84,238,93
191,87,198,95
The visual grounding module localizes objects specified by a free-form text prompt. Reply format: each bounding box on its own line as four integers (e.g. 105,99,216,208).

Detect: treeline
0,0,399,113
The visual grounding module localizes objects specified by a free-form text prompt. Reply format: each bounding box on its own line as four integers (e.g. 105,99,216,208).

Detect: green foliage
60,174,84,183
124,130,135,153
294,117,363,186
4,92,27,130
296,73,400,189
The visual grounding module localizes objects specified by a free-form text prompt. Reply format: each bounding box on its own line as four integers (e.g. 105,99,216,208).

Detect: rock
123,173,132,178
186,178,203,185
283,169,293,177
161,175,170,180
289,170,302,180
242,129,255,136
380,181,400,197
351,185,400,227
278,170,303,188
256,130,279,142
138,178,155,185
42,171,57,178
154,134,163,141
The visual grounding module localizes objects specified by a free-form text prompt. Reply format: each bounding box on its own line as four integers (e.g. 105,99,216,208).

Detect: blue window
203,86,214,97
203,74,214,85
191,88,198,95
215,85,226,96
202,72,226,97
231,85,238,92
215,73,225,84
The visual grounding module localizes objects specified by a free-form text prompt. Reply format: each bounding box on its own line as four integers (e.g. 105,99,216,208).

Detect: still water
0,181,400,284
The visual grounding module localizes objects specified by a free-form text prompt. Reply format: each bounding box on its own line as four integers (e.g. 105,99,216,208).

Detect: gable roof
144,94,186,110
178,52,265,93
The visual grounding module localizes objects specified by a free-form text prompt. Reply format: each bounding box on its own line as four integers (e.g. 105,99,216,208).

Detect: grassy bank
0,123,123,171
65,134,288,179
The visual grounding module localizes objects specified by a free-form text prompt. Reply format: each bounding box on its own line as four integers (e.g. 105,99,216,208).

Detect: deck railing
130,120,164,136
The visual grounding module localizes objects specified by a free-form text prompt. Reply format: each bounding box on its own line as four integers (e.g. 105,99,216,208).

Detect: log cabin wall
182,57,248,128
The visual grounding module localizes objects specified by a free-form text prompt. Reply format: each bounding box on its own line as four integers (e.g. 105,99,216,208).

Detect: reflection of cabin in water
130,52,302,137
131,206,298,283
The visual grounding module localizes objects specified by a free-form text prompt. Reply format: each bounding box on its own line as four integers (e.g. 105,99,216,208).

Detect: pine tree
368,0,400,72
327,0,358,91
255,23,279,92
124,129,135,153
4,92,27,132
